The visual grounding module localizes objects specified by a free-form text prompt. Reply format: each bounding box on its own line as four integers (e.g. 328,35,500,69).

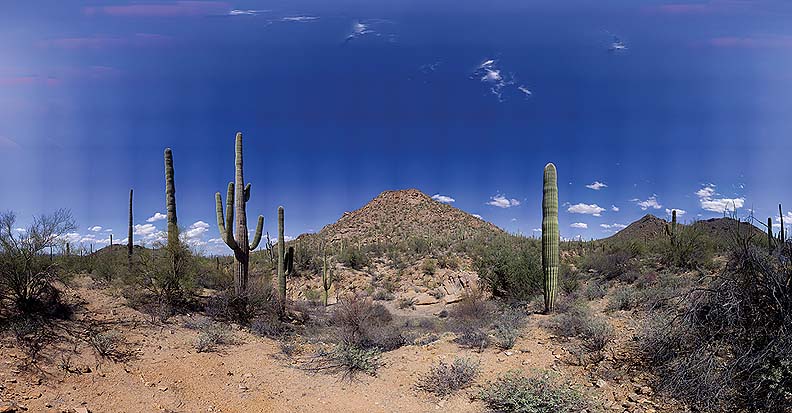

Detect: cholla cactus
215,133,264,295
542,163,559,313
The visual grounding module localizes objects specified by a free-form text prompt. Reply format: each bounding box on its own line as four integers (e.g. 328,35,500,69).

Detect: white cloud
600,223,627,229
665,208,686,216
62,232,81,243
134,223,165,244
632,195,662,210
695,184,744,213
567,203,605,216
586,181,608,190
180,221,210,247
344,19,396,43
472,214,482,219
570,222,588,229
89,226,102,232
431,194,455,204
487,194,521,208
146,212,167,223
229,9,268,16
13,227,26,233
471,59,531,102
611,205,620,212
281,16,319,22
104,228,113,232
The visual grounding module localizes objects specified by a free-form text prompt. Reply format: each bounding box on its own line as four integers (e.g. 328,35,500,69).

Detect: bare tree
0,209,76,313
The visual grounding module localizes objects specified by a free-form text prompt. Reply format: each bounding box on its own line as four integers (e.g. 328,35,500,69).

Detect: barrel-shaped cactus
542,163,559,313
215,133,264,295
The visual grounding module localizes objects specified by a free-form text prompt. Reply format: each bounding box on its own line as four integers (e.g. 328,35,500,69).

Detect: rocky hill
301,189,503,245
605,214,764,245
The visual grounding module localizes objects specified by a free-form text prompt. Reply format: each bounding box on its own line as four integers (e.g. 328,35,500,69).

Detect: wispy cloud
695,184,744,213
281,16,320,23
146,212,167,223
570,222,588,229
431,194,455,204
89,226,102,232
486,194,521,208
41,33,172,49
611,205,620,212
0,136,21,149
472,214,483,219
471,59,532,102
600,223,627,229
180,221,210,247
229,9,268,16
84,1,229,17
567,203,605,216
344,19,396,43
632,195,662,210
586,181,608,190
0,76,60,87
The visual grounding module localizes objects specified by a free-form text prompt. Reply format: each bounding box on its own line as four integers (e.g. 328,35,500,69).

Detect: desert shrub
397,296,416,310
304,288,321,302
437,254,459,270
583,279,607,300
548,300,592,338
8,316,54,360
205,279,278,324
580,317,614,354
428,288,445,299
616,270,641,284
372,289,395,301
415,357,479,396
493,307,526,349
606,287,639,311
662,224,714,270
0,209,76,314
422,258,438,275
454,324,490,351
88,330,123,360
134,237,198,311
474,235,543,301
450,288,495,326
413,333,440,346
339,247,368,270
559,264,580,295
478,370,591,413
303,344,382,379
640,234,792,412
92,250,127,284
332,294,404,351
194,323,234,353
581,247,636,280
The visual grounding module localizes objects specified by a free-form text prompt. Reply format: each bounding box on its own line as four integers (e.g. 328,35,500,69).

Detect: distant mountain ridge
605,214,765,244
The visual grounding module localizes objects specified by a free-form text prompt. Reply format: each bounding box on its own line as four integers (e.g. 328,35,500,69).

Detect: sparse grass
415,357,479,397
88,330,122,359
606,287,639,311
454,324,490,352
194,323,234,353
583,279,607,300
478,370,591,413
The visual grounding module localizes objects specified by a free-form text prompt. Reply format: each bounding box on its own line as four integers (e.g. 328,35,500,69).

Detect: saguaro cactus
780,204,786,243
322,251,333,307
215,133,264,295
665,209,678,246
165,148,179,246
128,189,134,258
542,163,559,313
276,206,294,304
768,217,774,253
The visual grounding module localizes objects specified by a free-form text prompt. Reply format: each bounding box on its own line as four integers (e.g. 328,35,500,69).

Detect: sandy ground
0,277,679,413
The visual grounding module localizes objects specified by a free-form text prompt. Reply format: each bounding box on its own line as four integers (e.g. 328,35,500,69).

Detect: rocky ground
0,276,683,413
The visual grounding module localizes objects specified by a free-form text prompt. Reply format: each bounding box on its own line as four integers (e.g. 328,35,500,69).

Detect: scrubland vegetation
1,149,790,412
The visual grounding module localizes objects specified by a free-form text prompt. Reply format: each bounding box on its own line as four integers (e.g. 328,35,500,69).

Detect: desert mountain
605,214,765,245
299,189,503,245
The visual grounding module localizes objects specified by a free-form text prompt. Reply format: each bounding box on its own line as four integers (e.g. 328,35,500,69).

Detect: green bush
339,247,369,270
474,235,542,301
479,370,591,413
421,258,438,275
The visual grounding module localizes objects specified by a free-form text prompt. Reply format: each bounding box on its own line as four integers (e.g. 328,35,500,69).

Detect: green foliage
478,370,591,413
493,307,526,349
474,235,542,301
193,322,235,353
661,223,713,270
339,246,369,270
421,258,437,275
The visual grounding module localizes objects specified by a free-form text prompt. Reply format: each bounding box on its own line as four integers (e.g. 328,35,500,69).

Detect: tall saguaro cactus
768,217,774,254
276,206,294,305
542,163,559,313
780,204,786,243
215,133,264,295
165,148,179,246
128,189,134,258
322,251,333,307
665,209,678,247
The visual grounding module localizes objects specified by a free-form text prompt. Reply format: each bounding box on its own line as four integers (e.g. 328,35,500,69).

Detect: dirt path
0,278,675,413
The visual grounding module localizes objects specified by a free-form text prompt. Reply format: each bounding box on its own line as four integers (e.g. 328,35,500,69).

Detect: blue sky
1,0,792,255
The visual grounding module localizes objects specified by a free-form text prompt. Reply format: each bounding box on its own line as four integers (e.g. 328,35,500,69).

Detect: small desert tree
0,209,76,313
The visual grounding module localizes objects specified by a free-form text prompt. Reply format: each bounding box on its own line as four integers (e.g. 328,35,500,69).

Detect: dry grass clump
415,357,479,396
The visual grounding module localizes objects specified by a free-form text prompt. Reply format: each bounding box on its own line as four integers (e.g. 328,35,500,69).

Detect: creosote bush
493,307,526,350
474,234,543,300
478,370,591,413
332,294,404,351
415,357,479,396
194,323,234,353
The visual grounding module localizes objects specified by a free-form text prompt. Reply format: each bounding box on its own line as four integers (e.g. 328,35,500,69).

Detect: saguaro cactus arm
215,183,239,251
249,215,264,250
